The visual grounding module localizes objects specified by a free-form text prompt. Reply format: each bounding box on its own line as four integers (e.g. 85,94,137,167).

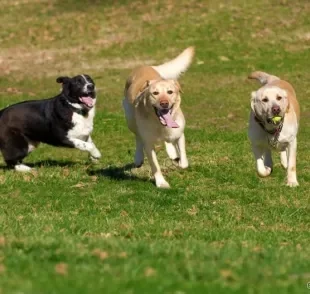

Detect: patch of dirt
0,46,156,78
1,0,49,6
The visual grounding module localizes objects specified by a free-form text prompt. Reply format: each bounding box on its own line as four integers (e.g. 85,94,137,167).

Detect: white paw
15,164,32,172
155,178,170,189
179,159,189,169
287,181,299,187
89,156,99,163
257,166,272,177
281,161,288,169
90,147,101,159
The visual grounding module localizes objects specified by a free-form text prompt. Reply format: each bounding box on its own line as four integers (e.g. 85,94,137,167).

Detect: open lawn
0,0,310,293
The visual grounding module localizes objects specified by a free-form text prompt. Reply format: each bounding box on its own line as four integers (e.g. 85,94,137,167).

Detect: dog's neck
254,115,283,135
61,95,90,117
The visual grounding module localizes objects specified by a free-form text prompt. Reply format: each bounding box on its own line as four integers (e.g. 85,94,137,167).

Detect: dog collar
65,101,89,116
254,116,283,135
73,107,89,116
254,116,284,148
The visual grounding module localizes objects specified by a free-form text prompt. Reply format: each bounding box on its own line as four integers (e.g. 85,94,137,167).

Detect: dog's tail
152,47,195,80
248,71,280,85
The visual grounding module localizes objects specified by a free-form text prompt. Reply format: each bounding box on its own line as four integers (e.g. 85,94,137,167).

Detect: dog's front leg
286,138,299,187
144,143,170,188
176,134,188,169
252,144,272,177
87,136,101,161
68,138,100,159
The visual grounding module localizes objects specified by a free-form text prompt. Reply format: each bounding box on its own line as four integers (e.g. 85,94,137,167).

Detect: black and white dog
0,74,101,171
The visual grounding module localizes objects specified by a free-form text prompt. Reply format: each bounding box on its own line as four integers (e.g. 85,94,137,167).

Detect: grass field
1,0,310,293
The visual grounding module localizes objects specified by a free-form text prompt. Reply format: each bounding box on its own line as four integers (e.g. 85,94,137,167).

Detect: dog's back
124,66,160,104
0,96,68,147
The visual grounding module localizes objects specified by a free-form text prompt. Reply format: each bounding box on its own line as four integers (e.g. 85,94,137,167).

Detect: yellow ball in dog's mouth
272,116,282,123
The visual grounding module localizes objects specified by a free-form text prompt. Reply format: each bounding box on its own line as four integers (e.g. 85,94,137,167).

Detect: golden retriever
123,47,194,188
248,71,300,187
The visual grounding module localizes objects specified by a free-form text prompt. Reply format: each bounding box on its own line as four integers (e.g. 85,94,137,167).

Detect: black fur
0,74,96,168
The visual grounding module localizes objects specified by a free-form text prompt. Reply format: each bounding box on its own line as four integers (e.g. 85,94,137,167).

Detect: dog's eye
167,90,173,94
277,96,282,101
262,97,269,102
153,91,159,95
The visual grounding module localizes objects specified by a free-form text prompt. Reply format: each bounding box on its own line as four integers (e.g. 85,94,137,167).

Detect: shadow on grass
88,163,151,183
27,160,78,168
0,160,78,171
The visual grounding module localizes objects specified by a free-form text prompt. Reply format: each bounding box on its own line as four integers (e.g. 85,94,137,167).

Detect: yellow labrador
248,71,300,187
123,47,194,188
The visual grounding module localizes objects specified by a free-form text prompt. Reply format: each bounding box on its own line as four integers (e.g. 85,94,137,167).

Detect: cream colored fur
123,47,194,188
248,71,300,187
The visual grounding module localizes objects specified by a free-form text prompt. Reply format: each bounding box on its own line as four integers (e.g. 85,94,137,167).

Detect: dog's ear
57,76,71,94
251,91,257,112
56,76,70,84
139,80,157,93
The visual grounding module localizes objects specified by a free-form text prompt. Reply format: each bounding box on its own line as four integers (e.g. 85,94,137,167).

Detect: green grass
1,0,310,293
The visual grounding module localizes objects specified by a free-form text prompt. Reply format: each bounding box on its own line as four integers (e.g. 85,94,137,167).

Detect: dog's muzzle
79,92,96,108
154,107,179,128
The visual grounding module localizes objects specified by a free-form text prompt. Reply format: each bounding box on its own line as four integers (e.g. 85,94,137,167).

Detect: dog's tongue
80,96,93,107
161,111,179,128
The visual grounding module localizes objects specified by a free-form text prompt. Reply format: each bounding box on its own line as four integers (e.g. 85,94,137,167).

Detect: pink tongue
80,96,93,107
161,112,179,128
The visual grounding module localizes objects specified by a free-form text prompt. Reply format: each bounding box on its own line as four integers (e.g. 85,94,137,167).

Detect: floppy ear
135,80,157,107
139,79,157,93
56,76,70,84
251,91,257,112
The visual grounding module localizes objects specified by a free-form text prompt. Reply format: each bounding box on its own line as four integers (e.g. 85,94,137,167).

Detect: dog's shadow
0,159,77,171
88,163,150,183
27,160,77,168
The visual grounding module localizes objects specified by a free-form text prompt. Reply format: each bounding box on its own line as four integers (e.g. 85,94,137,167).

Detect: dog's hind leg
144,143,170,188
165,142,179,161
286,138,298,187
134,136,144,167
2,132,31,172
176,134,188,169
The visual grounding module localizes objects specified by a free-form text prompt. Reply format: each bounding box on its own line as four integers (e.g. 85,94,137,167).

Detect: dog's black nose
87,84,94,91
160,100,169,109
272,105,281,115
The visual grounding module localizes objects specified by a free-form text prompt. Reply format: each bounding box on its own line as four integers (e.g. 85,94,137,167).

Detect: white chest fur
67,107,95,141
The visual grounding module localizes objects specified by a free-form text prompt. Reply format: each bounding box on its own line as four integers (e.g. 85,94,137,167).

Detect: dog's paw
134,152,144,168
257,166,272,177
281,161,288,169
15,164,32,172
287,180,299,187
89,156,99,163
134,154,144,168
134,161,144,168
90,148,101,160
178,159,189,169
155,178,170,189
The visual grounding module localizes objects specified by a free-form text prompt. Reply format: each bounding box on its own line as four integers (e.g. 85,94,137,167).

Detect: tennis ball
272,116,282,123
